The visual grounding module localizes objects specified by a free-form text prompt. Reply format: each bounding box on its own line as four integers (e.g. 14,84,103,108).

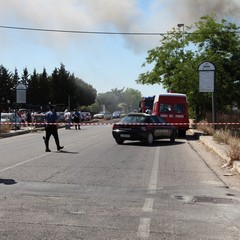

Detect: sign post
15,83,27,130
198,61,216,127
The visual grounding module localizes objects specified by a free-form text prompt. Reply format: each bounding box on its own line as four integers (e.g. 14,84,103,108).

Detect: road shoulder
187,130,240,192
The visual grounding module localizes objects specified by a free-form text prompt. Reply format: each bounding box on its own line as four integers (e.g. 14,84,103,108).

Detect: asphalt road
0,125,240,239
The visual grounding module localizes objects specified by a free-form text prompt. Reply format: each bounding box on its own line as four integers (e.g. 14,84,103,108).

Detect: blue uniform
45,110,58,124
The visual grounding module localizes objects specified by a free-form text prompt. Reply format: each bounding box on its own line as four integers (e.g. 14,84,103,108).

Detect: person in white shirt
64,109,72,129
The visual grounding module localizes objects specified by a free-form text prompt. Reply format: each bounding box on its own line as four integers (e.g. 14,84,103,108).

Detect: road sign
198,61,216,128
198,61,215,92
16,83,27,103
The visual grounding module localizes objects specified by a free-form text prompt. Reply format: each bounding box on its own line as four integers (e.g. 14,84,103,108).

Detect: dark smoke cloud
1,0,240,53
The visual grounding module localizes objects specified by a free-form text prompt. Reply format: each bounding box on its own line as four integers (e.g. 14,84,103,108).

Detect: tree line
91,88,142,114
0,63,142,114
0,63,97,112
137,14,240,120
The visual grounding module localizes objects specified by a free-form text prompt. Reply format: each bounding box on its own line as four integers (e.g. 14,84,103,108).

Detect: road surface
0,125,240,239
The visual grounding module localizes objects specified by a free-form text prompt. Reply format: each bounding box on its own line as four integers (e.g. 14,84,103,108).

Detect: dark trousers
44,125,60,149
73,118,80,129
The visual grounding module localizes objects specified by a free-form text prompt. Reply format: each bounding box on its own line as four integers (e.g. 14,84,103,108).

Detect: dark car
112,111,121,118
112,112,177,145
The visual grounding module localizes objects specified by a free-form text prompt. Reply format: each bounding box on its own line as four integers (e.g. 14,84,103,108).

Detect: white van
0,113,21,129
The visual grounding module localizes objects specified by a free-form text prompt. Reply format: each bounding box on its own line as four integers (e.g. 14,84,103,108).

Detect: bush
196,121,240,163
228,138,240,161
196,121,215,136
0,124,11,133
213,129,232,144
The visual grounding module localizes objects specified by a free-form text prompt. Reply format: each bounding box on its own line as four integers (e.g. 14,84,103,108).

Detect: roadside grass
227,138,240,162
196,121,215,136
197,123,240,164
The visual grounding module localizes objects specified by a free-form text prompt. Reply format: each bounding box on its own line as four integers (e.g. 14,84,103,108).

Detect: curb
0,127,44,138
190,129,240,175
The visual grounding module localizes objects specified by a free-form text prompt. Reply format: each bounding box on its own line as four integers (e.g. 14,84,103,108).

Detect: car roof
1,113,15,116
127,112,149,117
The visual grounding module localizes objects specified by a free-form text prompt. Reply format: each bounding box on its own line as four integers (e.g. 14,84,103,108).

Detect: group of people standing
64,109,82,130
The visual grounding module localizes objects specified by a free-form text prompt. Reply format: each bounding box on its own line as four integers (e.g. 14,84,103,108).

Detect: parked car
0,112,21,129
112,112,176,145
32,113,45,128
93,111,112,120
81,112,92,121
112,111,121,118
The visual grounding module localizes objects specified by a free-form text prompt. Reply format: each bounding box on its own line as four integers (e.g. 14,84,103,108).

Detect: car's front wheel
145,132,154,145
170,130,176,143
115,137,124,144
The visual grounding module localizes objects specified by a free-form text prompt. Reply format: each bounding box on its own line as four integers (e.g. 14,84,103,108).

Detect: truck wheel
145,132,154,145
178,129,186,138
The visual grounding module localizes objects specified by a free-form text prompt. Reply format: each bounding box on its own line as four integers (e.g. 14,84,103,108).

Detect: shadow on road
0,179,18,185
119,140,185,147
55,150,79,154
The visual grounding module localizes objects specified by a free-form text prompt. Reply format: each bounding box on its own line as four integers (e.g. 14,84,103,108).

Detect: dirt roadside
187,130,240,192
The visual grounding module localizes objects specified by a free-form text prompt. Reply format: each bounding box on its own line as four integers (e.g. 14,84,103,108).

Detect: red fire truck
152,93,189,136
139,96,155,113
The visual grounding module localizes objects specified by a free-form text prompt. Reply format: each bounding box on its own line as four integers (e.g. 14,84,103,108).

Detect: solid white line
148,147,160,194
0,132,106,173
0,153,50,173
137,218,151,238
142,198,154,212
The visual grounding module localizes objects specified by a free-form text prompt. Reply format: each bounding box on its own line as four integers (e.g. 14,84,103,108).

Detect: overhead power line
1,25,240,36
0,25,165,36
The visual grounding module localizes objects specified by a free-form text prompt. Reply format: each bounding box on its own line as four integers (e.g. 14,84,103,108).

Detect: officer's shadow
55,150,79,154
0,179,17,185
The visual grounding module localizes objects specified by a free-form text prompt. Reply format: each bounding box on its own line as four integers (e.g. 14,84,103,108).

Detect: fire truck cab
139,96,155,113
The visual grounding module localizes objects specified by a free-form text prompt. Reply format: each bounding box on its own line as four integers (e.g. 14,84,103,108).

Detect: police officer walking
43,105,64,152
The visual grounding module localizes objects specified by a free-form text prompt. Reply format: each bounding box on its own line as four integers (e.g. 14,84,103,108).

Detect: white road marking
142,198,154,212
0,133,105,173
137,148,160,238
0,153,51,173
148,147,160,194
137,218,151,238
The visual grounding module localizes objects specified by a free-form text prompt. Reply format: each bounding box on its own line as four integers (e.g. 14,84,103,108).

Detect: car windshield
122,115,146,123
1,115,8,120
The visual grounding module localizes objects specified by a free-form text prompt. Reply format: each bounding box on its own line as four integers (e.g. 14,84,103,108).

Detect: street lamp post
16,83,27,131
177,23,185,53
177,23,184,30
68,94,71,111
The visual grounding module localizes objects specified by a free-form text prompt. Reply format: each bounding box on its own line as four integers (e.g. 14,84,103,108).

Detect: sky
1,0,240,97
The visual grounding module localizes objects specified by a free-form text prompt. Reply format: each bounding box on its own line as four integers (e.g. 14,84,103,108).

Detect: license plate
120,134,130,138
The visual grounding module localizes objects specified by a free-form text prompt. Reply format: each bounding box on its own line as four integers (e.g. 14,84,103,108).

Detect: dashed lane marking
148,147,160,194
